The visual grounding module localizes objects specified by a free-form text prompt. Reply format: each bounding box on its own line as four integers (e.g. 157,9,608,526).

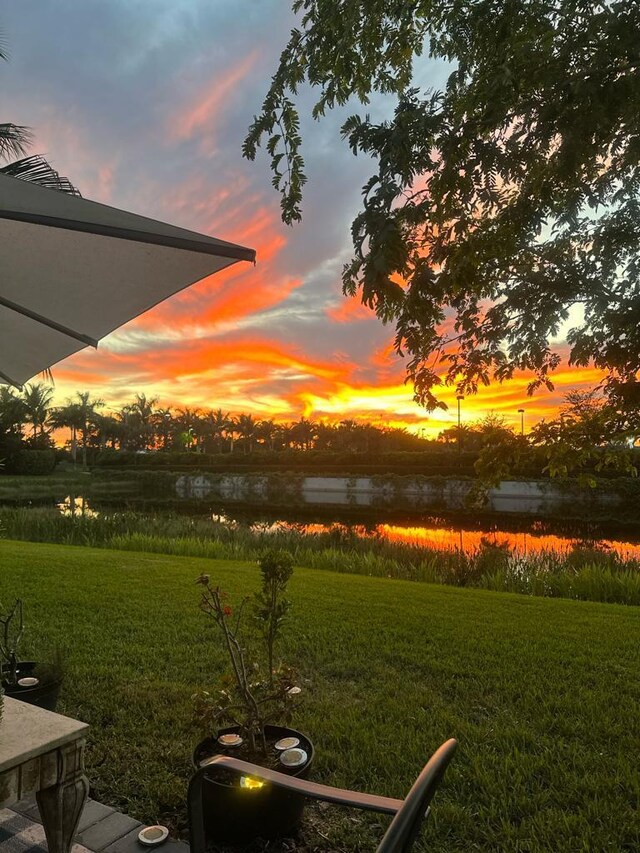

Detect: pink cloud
171,50,260,144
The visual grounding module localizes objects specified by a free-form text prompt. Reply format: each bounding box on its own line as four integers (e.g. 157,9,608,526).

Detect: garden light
240,776,266,790
279,747,307,768
274,736,299,750
137,826,169,847
217,733,243,747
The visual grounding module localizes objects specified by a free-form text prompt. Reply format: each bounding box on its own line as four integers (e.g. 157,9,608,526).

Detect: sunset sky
2,2,603,437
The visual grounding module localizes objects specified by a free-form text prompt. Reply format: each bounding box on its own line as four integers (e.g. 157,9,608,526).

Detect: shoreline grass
1,506,639,605
1,539,639,852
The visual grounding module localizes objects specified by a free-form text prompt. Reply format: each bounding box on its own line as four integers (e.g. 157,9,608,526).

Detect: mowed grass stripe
1,540,638,852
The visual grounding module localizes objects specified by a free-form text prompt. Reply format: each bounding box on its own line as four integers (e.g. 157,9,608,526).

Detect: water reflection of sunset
56,499,640,561
377,524,640,560
275,520,640,561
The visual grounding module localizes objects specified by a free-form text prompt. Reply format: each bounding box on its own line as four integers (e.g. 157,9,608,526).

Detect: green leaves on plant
194,553,298,753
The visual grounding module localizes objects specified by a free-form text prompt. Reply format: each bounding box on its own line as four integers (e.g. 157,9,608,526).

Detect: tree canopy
244,0,640,412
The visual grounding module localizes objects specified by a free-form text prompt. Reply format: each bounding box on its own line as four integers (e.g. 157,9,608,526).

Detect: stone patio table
0,697,89,853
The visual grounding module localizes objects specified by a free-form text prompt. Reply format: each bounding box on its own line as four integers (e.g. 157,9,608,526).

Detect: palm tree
337,419,360,452
0,386,26,464
358,423,381,453
50,402,84,464
225,416,238,454
201,409,231,453
257,418,278,451
74,392,104,466
21,383,54,445
291,417,317,451
152,408,174,451
277,422,295,450
314,421,336,450
175,407,202,452
1,42,78,194
115,406,135,451
236,414,257,454
0,387,27,438
93,412,124,452
129,394,158,450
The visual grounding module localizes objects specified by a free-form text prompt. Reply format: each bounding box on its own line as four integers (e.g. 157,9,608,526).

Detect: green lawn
1,540,639,852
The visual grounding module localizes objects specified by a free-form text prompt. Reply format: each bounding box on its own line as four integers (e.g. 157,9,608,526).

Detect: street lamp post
164,412,171,451
518,408,525,436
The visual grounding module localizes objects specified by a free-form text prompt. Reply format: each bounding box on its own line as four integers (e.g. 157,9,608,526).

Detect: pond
45,493,640,561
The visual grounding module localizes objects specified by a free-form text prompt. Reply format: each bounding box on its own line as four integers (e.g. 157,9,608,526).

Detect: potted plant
192,550,313,844
0,599,63,712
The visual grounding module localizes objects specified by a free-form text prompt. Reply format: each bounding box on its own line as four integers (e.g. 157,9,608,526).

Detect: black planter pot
1,661,62,712
192,724,314,844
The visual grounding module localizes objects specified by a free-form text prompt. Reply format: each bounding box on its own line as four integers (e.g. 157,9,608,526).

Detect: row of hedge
91,447,640,479
0,449,57,475
3,446,638,480
93,447,486,477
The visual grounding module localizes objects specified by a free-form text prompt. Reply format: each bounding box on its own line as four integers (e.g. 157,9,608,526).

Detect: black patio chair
188,737,457,853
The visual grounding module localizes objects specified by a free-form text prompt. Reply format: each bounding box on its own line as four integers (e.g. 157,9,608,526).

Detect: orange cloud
288,362,609,437
51,326,609,438
370,342,399,368
52,368,113,388
199,276,301,325
62,336,349,387
326,296,374,323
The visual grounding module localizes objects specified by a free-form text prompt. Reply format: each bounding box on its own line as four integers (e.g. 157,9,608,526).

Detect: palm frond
0,154,81,195
0,123,33,161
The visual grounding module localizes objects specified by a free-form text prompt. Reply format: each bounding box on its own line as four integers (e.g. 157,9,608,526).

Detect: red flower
223,605,233,617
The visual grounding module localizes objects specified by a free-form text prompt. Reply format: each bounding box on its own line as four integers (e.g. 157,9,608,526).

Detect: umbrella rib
0,295,99,347
0,210,257,263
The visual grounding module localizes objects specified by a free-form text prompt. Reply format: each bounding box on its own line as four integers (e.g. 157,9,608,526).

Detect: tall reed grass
1,506,638,604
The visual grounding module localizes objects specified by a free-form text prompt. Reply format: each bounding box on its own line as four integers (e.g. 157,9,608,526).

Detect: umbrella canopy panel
0,174,255,387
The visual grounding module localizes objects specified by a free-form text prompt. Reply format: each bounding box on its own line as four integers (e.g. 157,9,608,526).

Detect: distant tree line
0,385,434,467
0,385,637,480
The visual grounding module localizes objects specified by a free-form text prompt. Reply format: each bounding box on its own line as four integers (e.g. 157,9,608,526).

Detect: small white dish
18,677,39,687
137,825,169,846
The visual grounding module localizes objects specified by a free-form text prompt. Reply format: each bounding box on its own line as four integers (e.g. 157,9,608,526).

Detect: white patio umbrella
0,173,256,387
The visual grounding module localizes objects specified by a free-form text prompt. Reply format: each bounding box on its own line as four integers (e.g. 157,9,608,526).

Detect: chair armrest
198,755,405,814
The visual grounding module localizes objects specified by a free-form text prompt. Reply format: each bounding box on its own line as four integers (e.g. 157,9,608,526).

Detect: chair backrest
376,738,457,853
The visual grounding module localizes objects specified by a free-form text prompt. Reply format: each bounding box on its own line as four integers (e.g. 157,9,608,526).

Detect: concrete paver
3,798,189,853
77,812,141,852
77,802,116,834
